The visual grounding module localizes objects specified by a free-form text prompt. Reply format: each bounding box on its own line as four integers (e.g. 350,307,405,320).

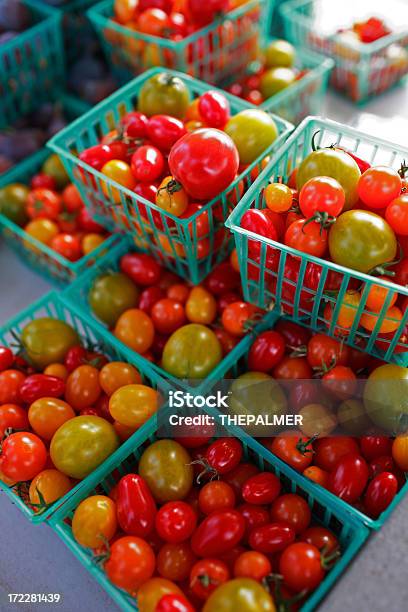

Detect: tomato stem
296,434,318,455
189,458,219,484
320,545,341,570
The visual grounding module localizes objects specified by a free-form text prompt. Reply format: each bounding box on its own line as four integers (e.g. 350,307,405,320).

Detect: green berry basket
0,0,65,129
87,0,273,85
226,116,408,365
222,41,334,126
280,0,408,104
0,95,116,287
47,67,293,284
0,290,169,524
63,234,281,395
206,313,408,530
49,418,369,612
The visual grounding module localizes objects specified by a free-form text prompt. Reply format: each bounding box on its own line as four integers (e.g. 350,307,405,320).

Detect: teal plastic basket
208,313,408,530
226,116,408,365
280,0,408,103
223,41,333,125
63,235,281,395
0,0,65,128
88,0,273,85
269,0,286,37
0,290,168,524
49,421,369,612
0,96,113,286
47,67,293,283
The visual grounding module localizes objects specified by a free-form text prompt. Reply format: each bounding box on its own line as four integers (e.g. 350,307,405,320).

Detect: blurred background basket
48,68,293,283
49,421,369,612
280,0,408,103
88,0,273,85
226,116,408,365
0,0,64,128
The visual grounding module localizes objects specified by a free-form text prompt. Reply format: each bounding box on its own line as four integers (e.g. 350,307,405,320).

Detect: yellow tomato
109,384,159,427
99,361,142,396
101,160,136,204
185,286,217,325
25,218,59,247
72,495,117,548
156,176,189,216
82,233,105,255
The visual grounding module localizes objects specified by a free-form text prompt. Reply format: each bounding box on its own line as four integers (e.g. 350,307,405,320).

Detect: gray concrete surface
1,84,408,611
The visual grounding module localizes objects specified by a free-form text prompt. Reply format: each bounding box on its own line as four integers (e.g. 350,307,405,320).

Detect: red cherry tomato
270,494,311,534
285,219,328,257
248,522,295,554
151,299,186,334
358,166,402,209
307,334,350,369
121,111,148,138
0,346,14,372
0,370,26,403
191,510,245,557
205,438,243,475
328,454,369,503
0,403,29,437
198,481,236,515
266,433,315,472
131,145,164,183
146,115,187,151
299,176,345,218
204,262,240,295
116,474,157,537
155,501,197,544
138,286,165,314
300,526,339,554
237,503,269,541
120,252,162,286
314,437,360,472
0,432,47,481
364,472,398,518
274,320,311,349
247,331,285,372
385,194,408,236
19,374,65,404
221,302,258,337
242,471,281,505
190,558,230,600
279,542,325,593
222,462,260,498
360,436,392,461
198,91,230,128
156,593,195,612
240,209,277,256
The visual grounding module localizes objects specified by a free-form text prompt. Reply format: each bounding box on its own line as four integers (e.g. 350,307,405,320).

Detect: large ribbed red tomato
168,128,239,201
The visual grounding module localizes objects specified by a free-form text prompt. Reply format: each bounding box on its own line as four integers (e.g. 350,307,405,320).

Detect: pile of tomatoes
77,71,277,259
87,247,263,379
70,435,342,611
113,0,249,41
239,140,408,353
228,318,408,519
0,154,109,262
227,39,306,106
0,317,161,511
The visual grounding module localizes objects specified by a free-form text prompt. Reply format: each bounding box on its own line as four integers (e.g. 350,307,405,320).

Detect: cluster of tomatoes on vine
0,154,109,262
88,248,264,379
0,320,162,511
71,433,342,611
240,136,408,347
242,319,408,519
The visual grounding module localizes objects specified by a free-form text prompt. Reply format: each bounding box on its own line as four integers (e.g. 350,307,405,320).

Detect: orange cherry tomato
29,469,72,506
114,309,155,354
360,305,402,333
25,218,59,245
43,363,68,381
99,361,142,396
265,182,293,213
65,365,102,410
156,176,189,216
366,277,398,312
392,435,408,471
114,0,139,24
72,495,118,549
185,286,217,325
233,551,272,581
157,542,196,582
302,465,328,488
230,248,240,272
109,384,159,428
28,398,75,440
101,160,136,203
167,284,190,303
82,233,105,255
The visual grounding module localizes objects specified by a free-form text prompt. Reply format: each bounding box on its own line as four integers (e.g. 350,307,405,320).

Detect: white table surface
1,84,408,611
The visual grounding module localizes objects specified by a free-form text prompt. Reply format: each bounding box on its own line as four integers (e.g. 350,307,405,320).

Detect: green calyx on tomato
328,209,397,273
225,109,278,165
162,323,222,379
21,318,80,369
296,138,361,210
138,72,191,119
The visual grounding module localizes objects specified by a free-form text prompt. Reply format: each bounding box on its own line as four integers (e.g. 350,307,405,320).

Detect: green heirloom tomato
225,109,278,165
42,155,70,190
50,416,119,479
329,210,397,273
21,318,80,369
138,439,193,503
203,578,276,612
0,184,29,226
89,272,139,327
229,372,287,436
138,72,191,119
296,148,361,210
260,68,296,98
162,324,222,379
264,39,295,68
364,365,408,432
